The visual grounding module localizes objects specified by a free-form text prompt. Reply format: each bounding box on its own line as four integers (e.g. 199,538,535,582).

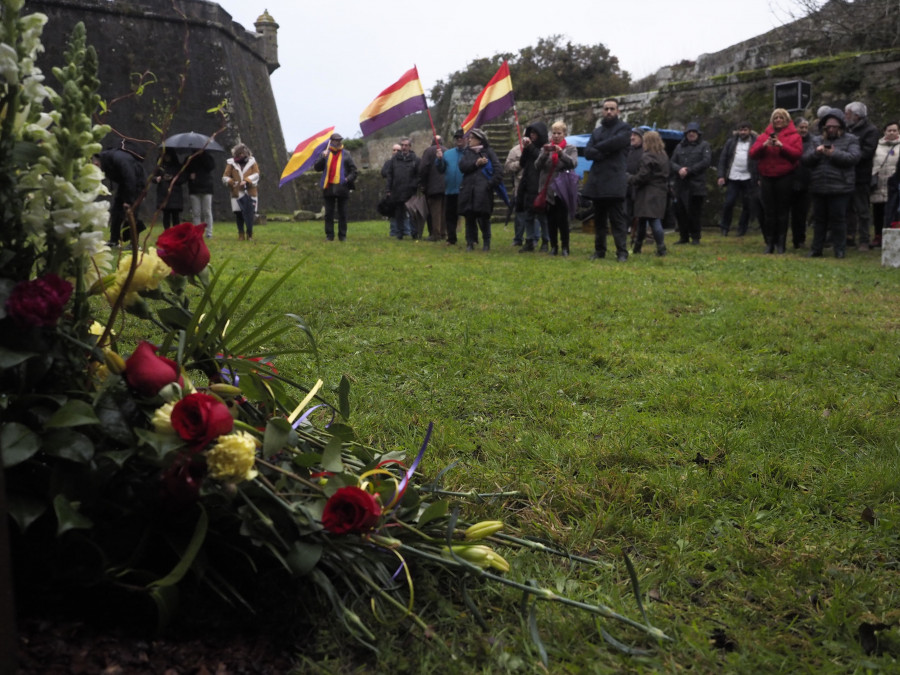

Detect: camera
823,143,833,149
769,133,777,140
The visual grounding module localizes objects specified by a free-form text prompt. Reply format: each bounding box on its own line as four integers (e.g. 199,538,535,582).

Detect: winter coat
581,117,631,200
630,151,669,220
385,151,420,202
504,143,524,196
802,132,861,195
717,132,759,182
670,135,712,197
155,156,186,211
871,137,900,204
792,134,814,191
186,151,216,195
458,145,502,215
534,143,577,206
98,146,146,207
222,156,260,211
419,143,446,197
847,118,879,184
441,147,464,196
749,121,802,178
519,122,548,203
313,149,358,198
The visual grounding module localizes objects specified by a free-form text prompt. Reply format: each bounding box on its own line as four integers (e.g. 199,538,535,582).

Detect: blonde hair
551,120,568,134
642,130,664,153
231,143,251,157
770,108,790,125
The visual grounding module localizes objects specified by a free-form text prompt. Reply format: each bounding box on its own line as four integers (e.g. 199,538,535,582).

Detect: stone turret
254,9,279,74
23,0,297,220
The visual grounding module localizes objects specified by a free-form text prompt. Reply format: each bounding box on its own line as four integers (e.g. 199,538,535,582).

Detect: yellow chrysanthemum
206,431,259,483
151,401,176,434
107,249,172,307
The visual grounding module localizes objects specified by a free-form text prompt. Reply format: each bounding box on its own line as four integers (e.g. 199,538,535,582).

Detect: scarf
322,147,344,188
550,138,567,169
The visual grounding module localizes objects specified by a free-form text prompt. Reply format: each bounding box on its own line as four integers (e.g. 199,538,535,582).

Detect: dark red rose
322,486,382,534
170,392,234,450
155,222,210,276
160,453,207,511
125,341,183,397
5,273,73,327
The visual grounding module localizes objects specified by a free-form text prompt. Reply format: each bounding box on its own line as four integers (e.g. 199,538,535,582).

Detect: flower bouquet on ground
0,4,668,666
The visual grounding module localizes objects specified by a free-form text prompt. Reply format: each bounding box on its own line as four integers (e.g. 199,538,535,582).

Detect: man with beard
583,98,632,261
717,122,758,237
802,108,861,259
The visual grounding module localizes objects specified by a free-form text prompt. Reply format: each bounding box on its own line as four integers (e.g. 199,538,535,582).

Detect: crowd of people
94,99,900,261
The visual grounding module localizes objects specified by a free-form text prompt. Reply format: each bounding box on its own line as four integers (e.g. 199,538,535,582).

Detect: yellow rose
206,431,259,483
107,249,172,307
151,402,176,434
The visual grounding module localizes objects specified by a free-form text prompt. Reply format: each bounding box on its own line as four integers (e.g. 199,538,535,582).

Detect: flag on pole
461,61,515,134
279,126,335,187
359,66,428,137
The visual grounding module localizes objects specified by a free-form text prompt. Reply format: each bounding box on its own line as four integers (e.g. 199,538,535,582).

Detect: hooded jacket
519,121,548,203
670,123,712,196
749,120,802,178
802,113,861,195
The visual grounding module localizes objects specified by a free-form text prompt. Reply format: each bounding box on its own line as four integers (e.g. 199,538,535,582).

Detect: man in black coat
518,121,549,252
582,98,632,262
313,133,358,241
844,101,879,251
385,138,420,239
94,139,147,246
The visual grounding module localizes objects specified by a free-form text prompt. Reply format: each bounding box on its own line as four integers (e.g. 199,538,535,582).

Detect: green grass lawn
186,218,900,672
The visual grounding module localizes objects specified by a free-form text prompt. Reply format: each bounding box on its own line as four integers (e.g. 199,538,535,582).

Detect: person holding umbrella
222,143,259,241
163,132,223,238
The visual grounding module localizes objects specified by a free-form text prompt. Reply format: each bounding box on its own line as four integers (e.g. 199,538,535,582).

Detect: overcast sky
215,0,797,151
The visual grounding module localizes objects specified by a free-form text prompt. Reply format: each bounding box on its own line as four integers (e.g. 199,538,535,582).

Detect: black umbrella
162,131,225,152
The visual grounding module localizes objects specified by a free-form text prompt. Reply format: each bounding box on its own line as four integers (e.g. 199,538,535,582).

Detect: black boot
519,239,535,253
775,234,786,254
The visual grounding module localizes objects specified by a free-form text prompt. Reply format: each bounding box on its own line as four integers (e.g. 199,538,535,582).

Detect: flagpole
513,104,523,149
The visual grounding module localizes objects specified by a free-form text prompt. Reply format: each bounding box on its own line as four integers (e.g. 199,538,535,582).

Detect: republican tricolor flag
462,61,515,134
359,66,428,137
279,126,335,187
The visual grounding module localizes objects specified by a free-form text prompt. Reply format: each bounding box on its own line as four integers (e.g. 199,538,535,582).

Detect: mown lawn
172,217,900,672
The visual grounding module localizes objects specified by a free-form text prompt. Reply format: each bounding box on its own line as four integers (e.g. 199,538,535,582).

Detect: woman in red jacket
750,108,803,253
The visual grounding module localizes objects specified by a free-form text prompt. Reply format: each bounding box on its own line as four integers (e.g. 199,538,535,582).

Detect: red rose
124,341,183,397
170,392,234,450
155,222,210,276
322,486,382,534
160,454,206,511
5,273,73,327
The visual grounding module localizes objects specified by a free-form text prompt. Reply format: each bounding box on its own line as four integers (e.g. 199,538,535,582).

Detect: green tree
430,36,629,105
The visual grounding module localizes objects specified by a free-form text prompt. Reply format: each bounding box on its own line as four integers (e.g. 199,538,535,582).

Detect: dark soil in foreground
15,617,299,674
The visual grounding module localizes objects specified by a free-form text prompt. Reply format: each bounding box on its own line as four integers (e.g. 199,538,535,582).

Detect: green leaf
42,429,95,463
156,306,191,330
1,423,41,467
47,398,101,428
264,417,293,458
337,375,351,420
286,540,323,576
7,494,48,532
134,427,185,461
149,505,209,588
53,494,93,535
0,345,37,368
321,436,344,473
417,500,449,528
149,584,180,633
291,452,322,468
